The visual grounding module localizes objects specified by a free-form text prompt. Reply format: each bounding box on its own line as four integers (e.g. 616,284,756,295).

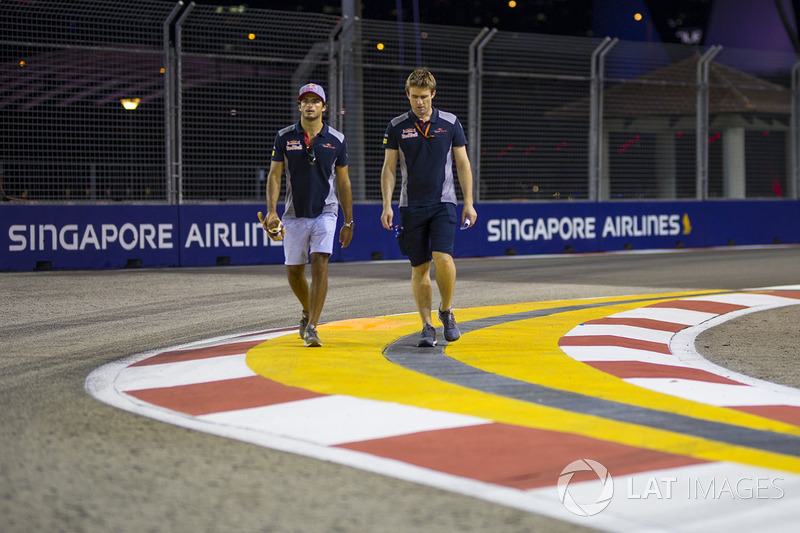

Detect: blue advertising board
178,205,286,267
1,205,180,271
2,200,798,271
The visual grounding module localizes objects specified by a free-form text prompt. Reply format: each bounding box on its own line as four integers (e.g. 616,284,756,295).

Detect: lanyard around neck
414,120,434,139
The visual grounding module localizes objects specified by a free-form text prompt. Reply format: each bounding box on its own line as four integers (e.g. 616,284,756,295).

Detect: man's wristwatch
343,220,355,229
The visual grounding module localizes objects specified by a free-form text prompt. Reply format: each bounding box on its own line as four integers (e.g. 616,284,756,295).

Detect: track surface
2,246,800,532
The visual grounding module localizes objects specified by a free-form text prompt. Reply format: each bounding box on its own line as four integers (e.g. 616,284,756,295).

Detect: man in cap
263,83,354,347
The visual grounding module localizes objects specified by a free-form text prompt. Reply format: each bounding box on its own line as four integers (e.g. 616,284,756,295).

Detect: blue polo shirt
272,121,347,219
382,107,467,207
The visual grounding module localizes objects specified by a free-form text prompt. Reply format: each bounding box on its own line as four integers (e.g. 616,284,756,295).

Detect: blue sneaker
417,323,437,347
438,308,461,342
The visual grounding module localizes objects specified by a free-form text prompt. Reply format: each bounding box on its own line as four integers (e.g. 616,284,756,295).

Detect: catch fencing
2,0,798,204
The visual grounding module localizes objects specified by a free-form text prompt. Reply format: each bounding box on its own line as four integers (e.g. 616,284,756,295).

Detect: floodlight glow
120,98,141,110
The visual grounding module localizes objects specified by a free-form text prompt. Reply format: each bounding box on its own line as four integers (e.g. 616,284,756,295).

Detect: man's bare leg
411,261,433,325
432,251,456,312
308,252,330,326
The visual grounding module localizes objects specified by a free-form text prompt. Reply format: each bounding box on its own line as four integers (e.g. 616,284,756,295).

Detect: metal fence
2,0,798,204
1,0,181,202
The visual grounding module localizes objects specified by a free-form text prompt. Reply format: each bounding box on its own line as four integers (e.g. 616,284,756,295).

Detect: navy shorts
399,203,456,267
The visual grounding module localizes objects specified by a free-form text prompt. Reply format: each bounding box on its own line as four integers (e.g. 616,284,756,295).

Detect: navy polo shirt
272,121,347,219
382,107,467,207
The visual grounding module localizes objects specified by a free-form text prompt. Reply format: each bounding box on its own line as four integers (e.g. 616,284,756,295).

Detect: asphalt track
2,245,800,532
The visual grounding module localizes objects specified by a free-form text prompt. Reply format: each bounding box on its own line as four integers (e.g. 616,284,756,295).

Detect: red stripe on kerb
559,335,671,354
582,317,688,333
647,300,747,314
131,340,265,367
125,375,325,415
732,405,800,427
584,361,745,384
337,423,707,490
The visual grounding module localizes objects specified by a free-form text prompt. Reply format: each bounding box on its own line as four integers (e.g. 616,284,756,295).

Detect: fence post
339,15,365,201
695,45,721,200
589,37,616,202
327,19,344,133
174,2,195,205
472,28,496,201
336,17,351,137
163,1,183,205
468,28,489,201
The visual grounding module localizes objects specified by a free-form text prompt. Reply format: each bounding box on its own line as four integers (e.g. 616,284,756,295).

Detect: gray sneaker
438,308,461,342
303,324,322,347
417,323,437,347
299,311,309,339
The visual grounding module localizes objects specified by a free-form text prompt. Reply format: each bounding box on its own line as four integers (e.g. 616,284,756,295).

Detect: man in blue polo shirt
264,83,354,347
380,69,477,347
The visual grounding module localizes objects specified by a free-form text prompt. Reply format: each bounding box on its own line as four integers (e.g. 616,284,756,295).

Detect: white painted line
198,395,492,446
624,378,800,408
608,307,717,326
116,353,256,391
561,346,691,365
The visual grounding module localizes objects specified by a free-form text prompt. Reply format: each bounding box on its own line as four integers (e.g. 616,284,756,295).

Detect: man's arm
335,165,354,248
265,160,284,230
380,148,399,230
452,145,477,228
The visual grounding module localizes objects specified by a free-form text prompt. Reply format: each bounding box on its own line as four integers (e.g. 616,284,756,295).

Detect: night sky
195,0,800,52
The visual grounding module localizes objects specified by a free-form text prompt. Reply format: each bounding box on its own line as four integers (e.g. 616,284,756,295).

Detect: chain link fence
2,0,798,204
0,0,181,202
351,18,480,201
175,4,341,202
478,31,600,201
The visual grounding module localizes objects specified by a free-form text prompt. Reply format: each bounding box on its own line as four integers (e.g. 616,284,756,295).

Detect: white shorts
282,213,337,266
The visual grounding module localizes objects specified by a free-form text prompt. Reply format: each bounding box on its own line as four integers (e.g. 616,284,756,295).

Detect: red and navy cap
297,83,326,103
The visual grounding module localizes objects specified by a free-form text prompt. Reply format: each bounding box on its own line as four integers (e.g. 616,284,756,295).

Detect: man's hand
380,207,394,230
258,211,284,241
460,204,477,230
339,224,353,248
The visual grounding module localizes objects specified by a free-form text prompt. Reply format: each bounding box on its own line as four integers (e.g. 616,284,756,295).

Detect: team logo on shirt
319,142,336,150
286,140,303,151
401,128,418,139
434,128,447,134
